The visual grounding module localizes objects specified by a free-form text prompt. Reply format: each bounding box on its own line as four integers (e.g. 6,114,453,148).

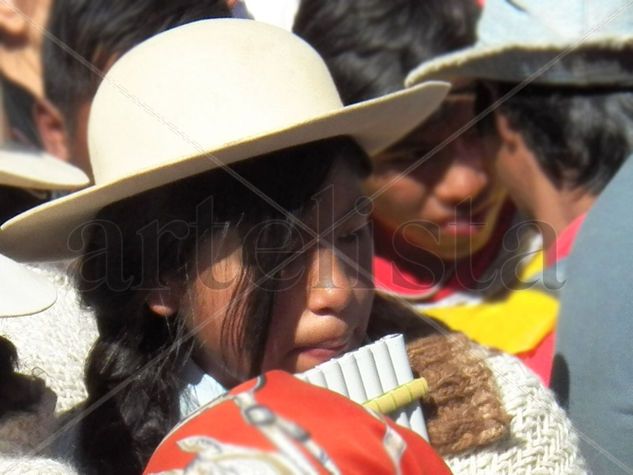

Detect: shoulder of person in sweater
0,455,78,474
368,292,586,474
0,261,98,413
451,351,587,474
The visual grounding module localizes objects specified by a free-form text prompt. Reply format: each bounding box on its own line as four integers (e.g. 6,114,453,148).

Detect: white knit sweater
0,263,98,474
445,351,587,474
0,266,585,474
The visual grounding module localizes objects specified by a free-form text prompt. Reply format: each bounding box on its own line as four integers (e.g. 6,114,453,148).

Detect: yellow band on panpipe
363,377,428,415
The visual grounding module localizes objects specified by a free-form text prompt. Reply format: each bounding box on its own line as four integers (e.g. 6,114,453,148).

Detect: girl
1,18,446,472
0,19,584,474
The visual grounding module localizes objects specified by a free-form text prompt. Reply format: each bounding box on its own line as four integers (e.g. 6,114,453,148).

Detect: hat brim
0,81,449,262
406,38,633,87
0,254,56,317
0,144,90,190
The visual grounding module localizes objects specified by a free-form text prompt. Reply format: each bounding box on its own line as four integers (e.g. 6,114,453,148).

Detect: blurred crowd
0,0,632,474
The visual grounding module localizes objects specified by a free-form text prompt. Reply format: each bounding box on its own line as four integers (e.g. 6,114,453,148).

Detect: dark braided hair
75,137,370,473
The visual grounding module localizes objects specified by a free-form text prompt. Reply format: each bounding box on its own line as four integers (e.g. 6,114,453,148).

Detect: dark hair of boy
293,0,479,105
484,79,633,194
42,0,231,133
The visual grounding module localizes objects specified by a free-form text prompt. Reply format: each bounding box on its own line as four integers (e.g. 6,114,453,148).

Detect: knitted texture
0,455,76,474
445,351,588,475
369,293,511,454
368,293,586,474
0,263,97,474
407,334,511,454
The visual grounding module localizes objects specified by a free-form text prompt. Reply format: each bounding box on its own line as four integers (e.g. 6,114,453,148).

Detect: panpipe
297,334,429,440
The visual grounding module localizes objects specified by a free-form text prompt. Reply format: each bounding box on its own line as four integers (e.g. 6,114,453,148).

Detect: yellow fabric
425,251,559,355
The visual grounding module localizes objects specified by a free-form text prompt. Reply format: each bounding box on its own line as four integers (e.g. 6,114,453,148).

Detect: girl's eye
338,221,370,244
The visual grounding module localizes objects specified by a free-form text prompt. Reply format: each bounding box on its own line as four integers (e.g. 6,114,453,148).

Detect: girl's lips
298,346,345,361
293,340,351,363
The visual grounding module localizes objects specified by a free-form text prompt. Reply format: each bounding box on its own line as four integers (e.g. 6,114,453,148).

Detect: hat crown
478,0,633,46
88,19,342,185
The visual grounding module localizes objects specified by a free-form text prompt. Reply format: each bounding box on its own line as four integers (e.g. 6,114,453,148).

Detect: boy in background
407,0,633,384
295,0,557,382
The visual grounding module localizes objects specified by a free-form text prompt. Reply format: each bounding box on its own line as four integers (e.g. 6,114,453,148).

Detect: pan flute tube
296,334,428,439
320,359,349,397
338,353,367,402
369,339,411,429
352,346,383,400
301,367,327,388
384,334,428,440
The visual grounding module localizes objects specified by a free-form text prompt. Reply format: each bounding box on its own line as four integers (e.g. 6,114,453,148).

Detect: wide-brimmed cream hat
0,19,449,262
0,253,56,317
0,143,89,190
406,0,633,87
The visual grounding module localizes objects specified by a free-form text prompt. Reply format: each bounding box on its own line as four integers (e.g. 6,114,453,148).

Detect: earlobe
0,1,26,38
33,98,69,161
147,284,182,318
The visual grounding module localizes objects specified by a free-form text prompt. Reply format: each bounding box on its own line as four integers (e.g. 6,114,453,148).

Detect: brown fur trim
368,293,511,455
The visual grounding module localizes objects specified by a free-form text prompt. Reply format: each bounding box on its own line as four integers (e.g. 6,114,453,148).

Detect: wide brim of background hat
0,19,449,263
406,40,633,87
406,0,633,87
0,253,56,317
0,144,89,190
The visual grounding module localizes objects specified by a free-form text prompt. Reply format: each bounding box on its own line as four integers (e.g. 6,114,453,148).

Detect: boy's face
483,111,539,219
364,86,506,261
37,55,118,180
0,0,52,98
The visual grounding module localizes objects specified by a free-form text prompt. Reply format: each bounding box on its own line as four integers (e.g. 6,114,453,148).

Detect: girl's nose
306,246,355,317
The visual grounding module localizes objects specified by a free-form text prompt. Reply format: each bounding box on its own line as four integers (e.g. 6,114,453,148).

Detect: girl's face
180,162,374,388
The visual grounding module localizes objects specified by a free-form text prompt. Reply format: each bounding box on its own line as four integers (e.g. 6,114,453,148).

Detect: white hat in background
0,142,89,190
0,253,56,317
406,0,633,87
